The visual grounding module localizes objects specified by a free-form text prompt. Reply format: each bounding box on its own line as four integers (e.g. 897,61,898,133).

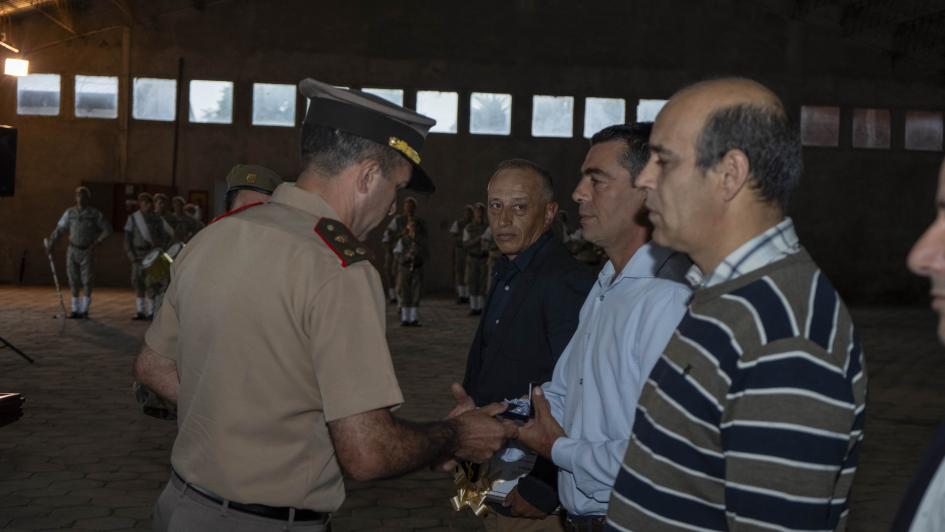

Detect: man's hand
503,486,548,518
451,402,518,463
516,387,565,461
446,383,475,419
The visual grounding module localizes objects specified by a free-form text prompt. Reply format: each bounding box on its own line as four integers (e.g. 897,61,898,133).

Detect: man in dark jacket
454,159,594,531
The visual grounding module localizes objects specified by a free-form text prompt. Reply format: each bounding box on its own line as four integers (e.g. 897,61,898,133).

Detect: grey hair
695,103,802,210
493,158,554,202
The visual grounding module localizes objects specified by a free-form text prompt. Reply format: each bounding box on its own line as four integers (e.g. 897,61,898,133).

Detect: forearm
330,410,458,481
132,346,179,402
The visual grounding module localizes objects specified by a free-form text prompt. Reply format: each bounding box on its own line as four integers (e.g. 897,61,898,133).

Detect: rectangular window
852,108,891,149
17,73,60,116
905,111,943,152
800,106,840,147
470,92,512,135
636,99,667,122
75,75,118,119
532,95,574,138
361,87,404,106
584,97,626,138
416,90,458,133
133,77,177,121
189,80,234,124
252,83,296,127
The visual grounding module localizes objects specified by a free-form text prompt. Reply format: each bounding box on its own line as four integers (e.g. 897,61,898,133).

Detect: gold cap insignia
388,137,421,165
246,173,257,184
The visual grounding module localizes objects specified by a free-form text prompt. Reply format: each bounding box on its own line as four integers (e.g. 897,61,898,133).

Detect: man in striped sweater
605,78,867,531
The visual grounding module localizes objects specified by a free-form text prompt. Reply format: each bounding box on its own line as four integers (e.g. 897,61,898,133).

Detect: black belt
563,514,605,532
172,470,327,522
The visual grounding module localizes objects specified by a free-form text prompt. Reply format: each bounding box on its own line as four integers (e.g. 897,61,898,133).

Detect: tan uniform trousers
485,512,566,532
154,473,330,532
465,256,487,297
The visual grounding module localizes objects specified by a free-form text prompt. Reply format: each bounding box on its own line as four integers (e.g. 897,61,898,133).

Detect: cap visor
407,163,435,194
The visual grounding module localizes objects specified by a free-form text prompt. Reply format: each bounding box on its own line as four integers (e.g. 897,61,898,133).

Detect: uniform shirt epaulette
314,217,371,267
209,201,265,225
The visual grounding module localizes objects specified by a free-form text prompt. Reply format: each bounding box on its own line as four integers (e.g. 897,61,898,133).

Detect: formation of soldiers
383,197,430,326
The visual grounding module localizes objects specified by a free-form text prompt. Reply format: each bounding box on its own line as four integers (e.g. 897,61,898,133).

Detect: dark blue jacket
462,235,594,513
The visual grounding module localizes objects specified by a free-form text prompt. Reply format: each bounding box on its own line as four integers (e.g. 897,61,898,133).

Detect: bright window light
584,97,625,138
17,73,60,116
133,78,177,121
75,75,118,119
532,95,574,138
252,83,296,127
416,91,458,133
470,92,512,135
362,87,403,106
637,99,668,122
189,80,233,124
5,58,28,77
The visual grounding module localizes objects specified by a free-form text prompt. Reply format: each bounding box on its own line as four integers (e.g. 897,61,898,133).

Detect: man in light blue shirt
517,123,691,529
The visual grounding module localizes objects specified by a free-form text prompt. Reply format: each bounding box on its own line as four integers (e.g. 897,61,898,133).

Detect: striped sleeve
722,341,857,530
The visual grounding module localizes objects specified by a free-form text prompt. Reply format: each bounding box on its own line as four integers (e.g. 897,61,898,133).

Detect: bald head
656,77,801,210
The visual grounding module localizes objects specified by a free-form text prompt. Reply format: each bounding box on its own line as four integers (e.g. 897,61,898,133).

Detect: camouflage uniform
48,206,112,315
382,215,407,301
484,228,502,294
462,219,489,314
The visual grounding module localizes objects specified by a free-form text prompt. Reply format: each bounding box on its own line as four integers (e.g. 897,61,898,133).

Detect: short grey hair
695,103,802,210
493,158,554,202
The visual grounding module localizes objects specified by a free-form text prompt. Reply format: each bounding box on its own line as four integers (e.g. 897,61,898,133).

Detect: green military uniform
48,205,112,317
463,218,489,314
449,211,471,303
124,208,176,318
395,232,429,325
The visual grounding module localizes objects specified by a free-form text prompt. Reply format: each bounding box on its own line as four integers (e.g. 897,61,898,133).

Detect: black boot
132,312,148,321
67,311,80,319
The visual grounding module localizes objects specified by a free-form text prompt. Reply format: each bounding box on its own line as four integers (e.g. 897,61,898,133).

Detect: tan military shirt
145,183,403,512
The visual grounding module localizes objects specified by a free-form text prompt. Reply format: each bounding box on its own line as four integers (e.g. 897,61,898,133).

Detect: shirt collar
687,217,800,289
270,183,342,221
498,231,553,276
598,241,675,287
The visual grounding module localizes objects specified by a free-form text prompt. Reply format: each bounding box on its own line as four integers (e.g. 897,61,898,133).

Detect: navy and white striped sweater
606,250,867,532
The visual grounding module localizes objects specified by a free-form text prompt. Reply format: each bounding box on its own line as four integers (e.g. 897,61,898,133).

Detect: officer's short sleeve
144,278,180,362
309,264,403,422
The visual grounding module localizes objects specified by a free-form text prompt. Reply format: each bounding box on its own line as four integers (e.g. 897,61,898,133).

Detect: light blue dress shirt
543,242,692,516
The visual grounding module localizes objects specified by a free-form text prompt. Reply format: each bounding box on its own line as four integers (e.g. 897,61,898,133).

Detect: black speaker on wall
0,125,17,197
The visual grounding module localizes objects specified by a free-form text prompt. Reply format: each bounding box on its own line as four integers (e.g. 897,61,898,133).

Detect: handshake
438,382,563,467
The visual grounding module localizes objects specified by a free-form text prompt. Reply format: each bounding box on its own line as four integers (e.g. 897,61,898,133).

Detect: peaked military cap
299,78,437,194
225,164,283,195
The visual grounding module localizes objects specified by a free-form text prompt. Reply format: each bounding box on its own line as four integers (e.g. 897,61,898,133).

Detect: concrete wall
0,0,942,303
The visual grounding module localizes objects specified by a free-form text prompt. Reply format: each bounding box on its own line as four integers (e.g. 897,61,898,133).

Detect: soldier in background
183,203,203,225
463,202,489,315
483,226,502,294
394,220,429,326
449,205,473,304
124,192,175,320
220,164,283,214
383,197,425,304
169,196,204,243
45,186,112,319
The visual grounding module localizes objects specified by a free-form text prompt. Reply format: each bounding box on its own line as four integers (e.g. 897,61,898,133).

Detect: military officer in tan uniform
133,79,515,532
46,186,112,319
